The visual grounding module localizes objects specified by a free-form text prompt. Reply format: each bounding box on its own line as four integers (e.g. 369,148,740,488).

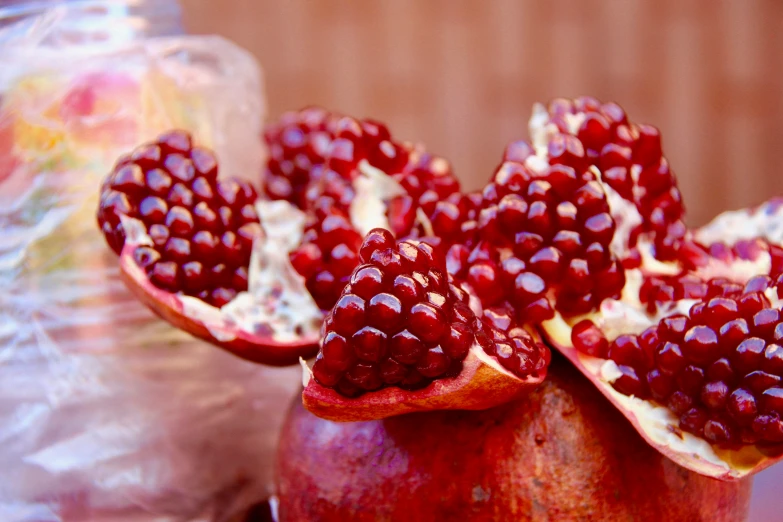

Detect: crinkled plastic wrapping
0,13,300,522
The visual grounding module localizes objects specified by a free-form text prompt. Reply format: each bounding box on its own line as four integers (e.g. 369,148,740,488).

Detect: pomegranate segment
97,131,322,365
472,155,625,316
534,97,686,261
285,111,463,311
540,199,783,479
302,228,549,422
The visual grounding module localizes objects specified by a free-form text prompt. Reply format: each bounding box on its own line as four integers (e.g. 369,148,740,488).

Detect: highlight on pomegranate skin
96,130,323,366
302,228,550,422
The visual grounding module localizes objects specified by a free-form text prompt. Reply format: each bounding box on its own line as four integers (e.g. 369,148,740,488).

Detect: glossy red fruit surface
279,357,751,521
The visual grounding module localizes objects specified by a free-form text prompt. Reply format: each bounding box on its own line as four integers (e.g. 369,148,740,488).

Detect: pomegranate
472,97,783,479
277,356,752,521
302,228,549,421
96,130,323,365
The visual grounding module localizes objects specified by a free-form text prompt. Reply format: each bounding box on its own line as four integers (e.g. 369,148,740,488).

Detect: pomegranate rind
301,346,547,422
278,356,752,521
119,244,319,366
541,316,783,480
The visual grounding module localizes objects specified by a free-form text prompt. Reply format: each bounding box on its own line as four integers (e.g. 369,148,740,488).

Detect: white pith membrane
349,160,407,235
525,102,783,478
695,197,783,246
121,200,323,344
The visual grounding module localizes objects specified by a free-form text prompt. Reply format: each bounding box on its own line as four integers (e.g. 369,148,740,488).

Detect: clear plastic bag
0,7,298,521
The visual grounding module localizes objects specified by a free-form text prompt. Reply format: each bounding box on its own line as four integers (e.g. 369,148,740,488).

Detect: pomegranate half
277,356,752,521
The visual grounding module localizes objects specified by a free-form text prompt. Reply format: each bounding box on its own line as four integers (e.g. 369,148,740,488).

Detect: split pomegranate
486,97,783,479
277,356,752,521
302,228,550,421
96,130,323,365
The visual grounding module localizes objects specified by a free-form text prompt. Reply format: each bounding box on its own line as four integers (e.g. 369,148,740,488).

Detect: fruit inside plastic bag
0,10,296,522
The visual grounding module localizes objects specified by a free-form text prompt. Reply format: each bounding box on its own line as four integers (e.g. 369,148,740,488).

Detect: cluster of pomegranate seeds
312,229,471,396
469,142,625,318
286,116,409,310
388,152,463,238
289,204,363,310
312,228,550,397
262,107,338,208
572,274,783,446
318,116,410,186
477,305,551,377
97,130,262,307
639,238,783,312
544,96,686,261
283,113,466,311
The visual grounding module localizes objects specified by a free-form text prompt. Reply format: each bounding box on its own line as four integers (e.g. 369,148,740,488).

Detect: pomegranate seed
612,365,646,397
647,369,675,401
571,319,609,359
680,407,708,435
608,335,644,368
668,391,694,416
728,388,758,425
656,342,686,376
703,419,735,444
744,371,781,394
330,294,366,337
682,325,719,365
753,308,780,338
467,262,504,305
322,332,355,372
700,381,730,410
352,326,389,362
367,293,403,330
416,346,452,378
733,337,766,375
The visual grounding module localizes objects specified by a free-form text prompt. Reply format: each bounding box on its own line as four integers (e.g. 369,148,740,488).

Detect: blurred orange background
183,0,783,228
183,1,783,519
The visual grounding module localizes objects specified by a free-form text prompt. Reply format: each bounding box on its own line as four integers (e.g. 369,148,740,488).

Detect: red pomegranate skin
276,356,751,521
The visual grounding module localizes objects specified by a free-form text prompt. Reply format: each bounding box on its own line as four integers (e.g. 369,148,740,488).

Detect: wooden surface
183,0,783,227
183,2,783,519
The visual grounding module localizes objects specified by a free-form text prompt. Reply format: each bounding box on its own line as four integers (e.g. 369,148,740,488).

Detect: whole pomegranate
276,355,751,521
